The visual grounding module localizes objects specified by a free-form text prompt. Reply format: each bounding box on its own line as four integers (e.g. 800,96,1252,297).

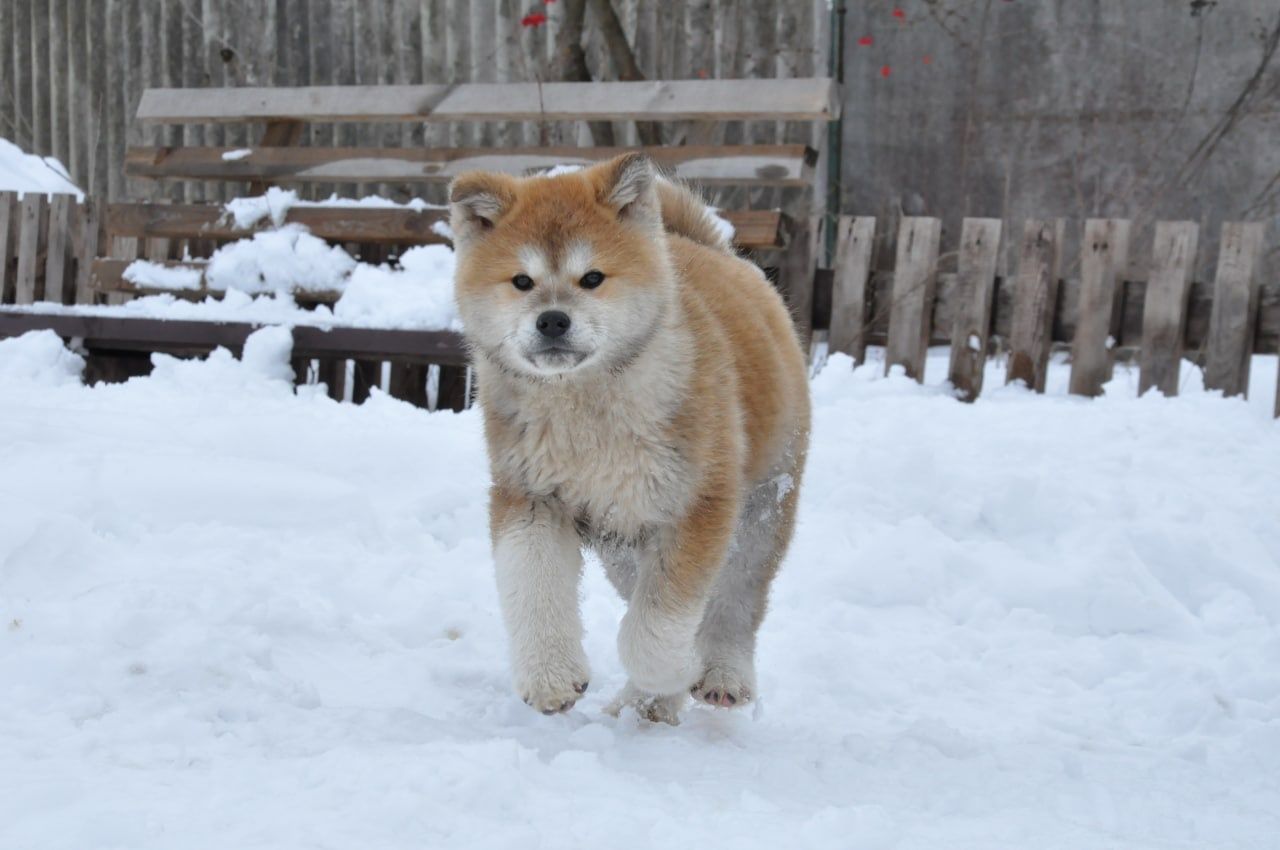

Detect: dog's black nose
536,310,571,338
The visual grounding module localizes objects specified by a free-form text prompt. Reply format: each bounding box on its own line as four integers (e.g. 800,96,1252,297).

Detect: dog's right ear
449,172,517,240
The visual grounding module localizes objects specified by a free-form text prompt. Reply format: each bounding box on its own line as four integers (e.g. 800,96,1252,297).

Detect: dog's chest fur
503,387,689,536
485,342,695,538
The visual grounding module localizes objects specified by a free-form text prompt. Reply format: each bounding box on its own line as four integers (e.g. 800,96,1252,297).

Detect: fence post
14,194,46,304
73,200,101,305
946,217,1003,401
0,192,17,304
1138,221,1199,397
884,216,942,381
828,215,875,366
1069,219,1131,397
780,215,819,350
44,194,75,305
1007,219,1065,392
1203,222,1265,399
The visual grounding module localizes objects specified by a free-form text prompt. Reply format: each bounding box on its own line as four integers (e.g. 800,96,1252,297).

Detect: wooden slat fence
823,214,1279,415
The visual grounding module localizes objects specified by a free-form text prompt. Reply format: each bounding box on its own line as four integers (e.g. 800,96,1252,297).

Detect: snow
123,259,205,291
333,244,459,329
0,329,85,385
1,336,1277,849
205,225,357,294
8,233,461,331
223,188,444,230
710,206,736,242
0,137,83,199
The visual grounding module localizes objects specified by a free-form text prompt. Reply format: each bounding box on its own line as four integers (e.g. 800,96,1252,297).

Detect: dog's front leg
491,487,590,714
617,492,737,698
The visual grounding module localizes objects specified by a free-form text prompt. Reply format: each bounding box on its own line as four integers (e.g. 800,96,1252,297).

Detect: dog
449,154,810,722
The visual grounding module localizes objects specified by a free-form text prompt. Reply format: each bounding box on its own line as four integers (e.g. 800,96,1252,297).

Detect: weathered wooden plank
779,216,819,347
884,216,942,381
67,0,90,192
1007,219,1066,392
0,192,17,304
73,200,101,305
14,194,46,305
1138,221,1199,397
105,202,449,244
31,0,50,156
827,215,875,364
135,78,842,123
946,217,1003,401
103,202,784,249
1068,219,1131,397
43,194,75,304
1203,222,1265,398
125,144,818,186
48,0,69,171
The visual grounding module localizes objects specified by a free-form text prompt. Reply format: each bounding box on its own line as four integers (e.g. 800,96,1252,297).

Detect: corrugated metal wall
0,0,830,203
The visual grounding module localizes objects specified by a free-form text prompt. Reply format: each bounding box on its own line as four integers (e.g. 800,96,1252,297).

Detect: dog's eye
579,270,605,289
512,274,534,291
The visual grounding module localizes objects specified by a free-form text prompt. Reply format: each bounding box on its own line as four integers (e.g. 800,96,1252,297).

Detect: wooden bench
64,78,837,409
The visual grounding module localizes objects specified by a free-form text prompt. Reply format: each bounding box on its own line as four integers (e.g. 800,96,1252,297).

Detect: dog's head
449,154,674,379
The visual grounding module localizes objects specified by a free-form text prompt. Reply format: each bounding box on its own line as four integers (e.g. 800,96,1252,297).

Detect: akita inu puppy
449,154,809,722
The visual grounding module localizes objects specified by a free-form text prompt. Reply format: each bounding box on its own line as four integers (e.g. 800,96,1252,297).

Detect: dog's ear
449,172,517,240
597,153,660,228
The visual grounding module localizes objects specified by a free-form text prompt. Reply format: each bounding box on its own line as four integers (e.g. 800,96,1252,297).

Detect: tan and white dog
449,154,809,722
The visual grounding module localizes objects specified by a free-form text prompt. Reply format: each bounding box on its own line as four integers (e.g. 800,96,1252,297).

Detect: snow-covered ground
1,332,1278,849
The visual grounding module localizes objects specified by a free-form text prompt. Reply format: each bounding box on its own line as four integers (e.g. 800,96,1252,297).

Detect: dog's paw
617,610,700,696
690,663,754,709
514,656,590,715
604,681,686,726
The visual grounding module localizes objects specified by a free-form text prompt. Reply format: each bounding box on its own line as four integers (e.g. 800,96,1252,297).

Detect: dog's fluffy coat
449,155,809,721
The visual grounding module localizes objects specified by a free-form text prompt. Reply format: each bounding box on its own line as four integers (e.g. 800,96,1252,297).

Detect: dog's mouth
523,343,591,372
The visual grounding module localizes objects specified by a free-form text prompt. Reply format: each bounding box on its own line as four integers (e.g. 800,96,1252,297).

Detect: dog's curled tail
655,178,734,254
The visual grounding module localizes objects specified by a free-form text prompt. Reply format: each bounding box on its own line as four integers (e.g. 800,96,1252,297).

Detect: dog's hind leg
691,471,800,708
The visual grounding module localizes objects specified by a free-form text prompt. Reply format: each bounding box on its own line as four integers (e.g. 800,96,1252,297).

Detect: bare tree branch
550,0,614,146
587,0,661,146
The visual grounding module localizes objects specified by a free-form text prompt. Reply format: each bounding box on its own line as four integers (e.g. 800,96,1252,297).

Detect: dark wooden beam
0,312,469,365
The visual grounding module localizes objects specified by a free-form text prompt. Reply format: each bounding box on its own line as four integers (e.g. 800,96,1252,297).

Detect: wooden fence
0,0,828,204
3,193,1278,416
820,215,1277,414
0,191,98,307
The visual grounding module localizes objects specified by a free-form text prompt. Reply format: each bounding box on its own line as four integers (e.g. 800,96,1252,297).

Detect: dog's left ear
449,172,517,242
598,153,660,227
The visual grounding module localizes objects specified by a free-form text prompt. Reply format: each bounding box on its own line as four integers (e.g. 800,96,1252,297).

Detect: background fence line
0,0,829,204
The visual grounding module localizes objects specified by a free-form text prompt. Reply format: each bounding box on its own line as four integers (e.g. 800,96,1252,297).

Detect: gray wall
840,0,1280,279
